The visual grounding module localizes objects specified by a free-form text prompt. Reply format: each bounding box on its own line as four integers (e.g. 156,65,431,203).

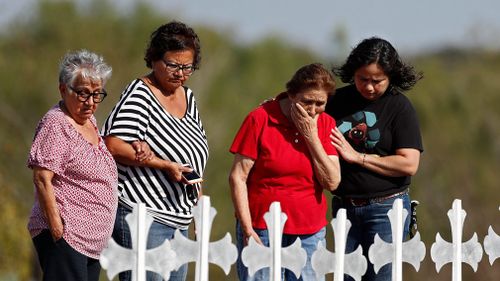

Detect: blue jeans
113,203,188,281
332,193,410,281
236,220,325,281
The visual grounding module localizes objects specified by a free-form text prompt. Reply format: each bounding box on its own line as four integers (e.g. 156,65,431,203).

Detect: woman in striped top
102,21,208,281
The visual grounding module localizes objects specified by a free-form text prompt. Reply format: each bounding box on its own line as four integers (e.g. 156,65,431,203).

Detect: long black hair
334,37,423,92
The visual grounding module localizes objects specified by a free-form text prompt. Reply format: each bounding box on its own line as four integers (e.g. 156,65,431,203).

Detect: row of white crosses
100,196,238,281
312,199,426,281
100,197,499,281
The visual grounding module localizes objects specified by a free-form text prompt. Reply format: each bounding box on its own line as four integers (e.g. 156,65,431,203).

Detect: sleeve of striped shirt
102,86,152,142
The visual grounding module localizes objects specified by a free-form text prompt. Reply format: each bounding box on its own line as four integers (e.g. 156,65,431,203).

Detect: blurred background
0,0,499,280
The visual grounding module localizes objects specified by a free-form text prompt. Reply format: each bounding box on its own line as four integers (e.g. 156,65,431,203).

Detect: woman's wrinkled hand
132,141,154,162
290,103,318,140
50,220,64,242
244,230,264,247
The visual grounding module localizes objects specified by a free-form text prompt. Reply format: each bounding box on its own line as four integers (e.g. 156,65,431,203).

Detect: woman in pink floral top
27,50,118,281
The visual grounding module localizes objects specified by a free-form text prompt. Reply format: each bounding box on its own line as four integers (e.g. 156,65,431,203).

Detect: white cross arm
241,237,272,277
344,246,367,281
484,226,500,265
368,234,393,274
461,233,483,271
100,239,135,281
144,240,177,280
312,210,367,281
311,241,335,280
401,232,426,271
431,233,483,272
170,229,198,270
313,243,366,281
430,233,452,272
281,238,307,279
208,233,238,275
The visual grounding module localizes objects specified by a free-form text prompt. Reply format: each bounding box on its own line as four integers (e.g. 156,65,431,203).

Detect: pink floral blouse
27,104,118,259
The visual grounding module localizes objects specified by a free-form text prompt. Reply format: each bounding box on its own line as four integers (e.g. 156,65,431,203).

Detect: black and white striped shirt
102,79,209,229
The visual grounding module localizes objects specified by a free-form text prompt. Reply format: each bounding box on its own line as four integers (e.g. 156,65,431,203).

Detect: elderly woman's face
60,75,103,124
153,49,195,89
354,63,389,101
289,89,328,118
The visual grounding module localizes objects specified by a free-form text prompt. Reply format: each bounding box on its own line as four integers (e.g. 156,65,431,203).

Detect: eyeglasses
161,59,195,76
69,86,107,103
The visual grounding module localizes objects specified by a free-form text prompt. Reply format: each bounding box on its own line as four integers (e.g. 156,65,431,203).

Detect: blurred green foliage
0,1,498,280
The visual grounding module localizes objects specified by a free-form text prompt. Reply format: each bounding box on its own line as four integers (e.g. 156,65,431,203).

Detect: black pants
33,229,101,281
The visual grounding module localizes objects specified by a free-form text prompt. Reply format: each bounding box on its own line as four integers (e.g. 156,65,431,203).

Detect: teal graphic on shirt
337,111,380,150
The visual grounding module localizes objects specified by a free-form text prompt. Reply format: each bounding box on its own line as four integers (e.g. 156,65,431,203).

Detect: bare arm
304,135,341,191
331,127,421,177
228,154,262,245
33,166,63,241
104,135,189,182
291,103,341,191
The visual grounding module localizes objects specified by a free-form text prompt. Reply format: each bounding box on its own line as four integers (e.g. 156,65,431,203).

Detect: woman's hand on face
290,103,318,140
330,127,362,164
132,141,154,162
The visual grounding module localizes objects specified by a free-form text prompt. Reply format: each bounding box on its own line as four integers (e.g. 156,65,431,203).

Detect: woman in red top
229,63,341,281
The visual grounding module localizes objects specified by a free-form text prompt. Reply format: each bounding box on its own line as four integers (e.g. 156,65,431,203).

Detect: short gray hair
58,49,112,87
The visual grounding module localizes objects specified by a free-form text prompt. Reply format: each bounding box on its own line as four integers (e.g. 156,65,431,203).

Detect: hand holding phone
181,164,203,185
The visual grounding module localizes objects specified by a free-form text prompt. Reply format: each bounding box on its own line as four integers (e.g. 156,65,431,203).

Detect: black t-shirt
325,84,423,198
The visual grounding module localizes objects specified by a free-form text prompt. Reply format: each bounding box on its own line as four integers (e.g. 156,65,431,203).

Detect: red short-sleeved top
230,99,337,234
27,104,118,259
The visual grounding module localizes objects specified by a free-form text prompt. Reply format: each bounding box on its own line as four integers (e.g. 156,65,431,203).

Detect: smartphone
181,164,203,185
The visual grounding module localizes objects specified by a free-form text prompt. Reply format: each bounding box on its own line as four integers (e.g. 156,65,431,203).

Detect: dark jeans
332,193,411,281
33,229,100,281
113,203,188,281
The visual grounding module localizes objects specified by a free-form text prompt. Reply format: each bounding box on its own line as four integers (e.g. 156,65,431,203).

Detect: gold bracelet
362,153,366,166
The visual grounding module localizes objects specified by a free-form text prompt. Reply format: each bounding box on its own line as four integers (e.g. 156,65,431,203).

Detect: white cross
311,208,367,281
483,206,500,265
368,199,426,281
169,196,238,281
100,203,177,281
241,201,307,281
430,199,483,281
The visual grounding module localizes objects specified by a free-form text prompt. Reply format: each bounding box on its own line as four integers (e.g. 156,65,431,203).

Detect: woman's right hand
50,219,64,241
33,166,65,242
330,127,362,164
290,102,318,140
244,230,264,246
164,161,192,182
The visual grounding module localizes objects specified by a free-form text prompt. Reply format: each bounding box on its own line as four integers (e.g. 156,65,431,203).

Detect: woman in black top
326,37,423,281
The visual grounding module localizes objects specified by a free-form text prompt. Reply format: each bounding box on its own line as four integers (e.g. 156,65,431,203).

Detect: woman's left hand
132,141,154,162
290,103,318,140
330,127,362,164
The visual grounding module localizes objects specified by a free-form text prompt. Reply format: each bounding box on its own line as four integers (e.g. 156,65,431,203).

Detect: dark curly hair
144,21,201,69
286,63,336,96
333,37,423,92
